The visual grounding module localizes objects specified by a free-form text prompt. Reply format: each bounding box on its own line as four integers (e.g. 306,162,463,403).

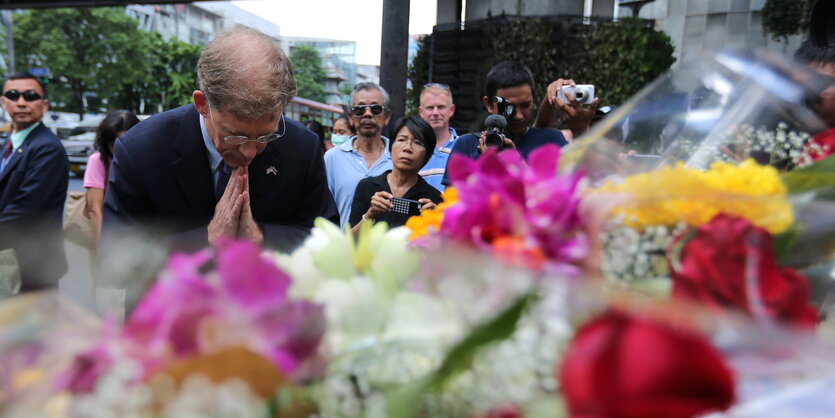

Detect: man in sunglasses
103,26,337,253
442,61,571,186
324,82,392,227
418,83,458,192
0,71,69,292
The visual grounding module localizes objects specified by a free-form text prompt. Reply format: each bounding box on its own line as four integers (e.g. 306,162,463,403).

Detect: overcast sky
232,0,438,66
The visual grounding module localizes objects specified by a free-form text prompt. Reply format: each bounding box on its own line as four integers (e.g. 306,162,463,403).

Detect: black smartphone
390,197,422,216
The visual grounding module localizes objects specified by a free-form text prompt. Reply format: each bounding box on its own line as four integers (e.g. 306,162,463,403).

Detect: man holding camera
443,61,593,185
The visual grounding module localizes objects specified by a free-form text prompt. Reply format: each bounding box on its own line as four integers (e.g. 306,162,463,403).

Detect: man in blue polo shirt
324,82,393,227
418,83,458,192
443,61,593,186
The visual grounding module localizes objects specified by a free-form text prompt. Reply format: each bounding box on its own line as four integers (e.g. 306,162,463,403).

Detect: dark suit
102,105,338,253
0,122,69,290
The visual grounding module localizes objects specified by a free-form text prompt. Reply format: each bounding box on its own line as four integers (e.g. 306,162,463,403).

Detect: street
59,173,95,313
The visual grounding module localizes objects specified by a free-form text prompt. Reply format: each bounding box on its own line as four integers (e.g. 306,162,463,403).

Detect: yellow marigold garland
406,187,459,240
593,160,793,234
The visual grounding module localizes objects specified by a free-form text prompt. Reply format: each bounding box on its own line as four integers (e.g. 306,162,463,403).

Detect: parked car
62,131,96,176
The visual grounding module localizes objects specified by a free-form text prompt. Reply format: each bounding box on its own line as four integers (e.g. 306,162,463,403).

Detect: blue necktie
215,162,232,201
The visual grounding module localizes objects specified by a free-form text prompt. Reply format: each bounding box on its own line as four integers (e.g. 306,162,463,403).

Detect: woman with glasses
349,116,442,232
83,110,140,252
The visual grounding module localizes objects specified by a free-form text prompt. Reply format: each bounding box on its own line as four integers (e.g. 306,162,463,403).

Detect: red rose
559,309,735,418
670,214,818,328
804,127,835,162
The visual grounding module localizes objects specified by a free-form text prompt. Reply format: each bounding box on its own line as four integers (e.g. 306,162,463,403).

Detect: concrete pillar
380,0,410,121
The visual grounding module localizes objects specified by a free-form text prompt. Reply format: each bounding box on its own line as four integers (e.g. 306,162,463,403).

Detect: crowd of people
0,21,833,294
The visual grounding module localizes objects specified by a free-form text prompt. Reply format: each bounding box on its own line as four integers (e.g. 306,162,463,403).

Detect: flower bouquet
0,240,323,417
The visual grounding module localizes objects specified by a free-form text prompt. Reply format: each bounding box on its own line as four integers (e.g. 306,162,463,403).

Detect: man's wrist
362,213,375,224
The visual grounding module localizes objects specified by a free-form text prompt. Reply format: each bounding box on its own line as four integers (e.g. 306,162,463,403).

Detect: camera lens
575,89,586,100
484,132,504,150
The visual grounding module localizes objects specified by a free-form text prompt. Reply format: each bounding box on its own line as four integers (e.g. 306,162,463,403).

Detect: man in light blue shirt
418,83,459,192
324,82,393,228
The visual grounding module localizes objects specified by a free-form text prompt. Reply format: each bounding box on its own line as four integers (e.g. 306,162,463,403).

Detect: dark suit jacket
0,122,69,290
102,105,338,253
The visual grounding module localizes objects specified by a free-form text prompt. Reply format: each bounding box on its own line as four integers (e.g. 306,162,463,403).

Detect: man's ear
481,96,494,114
449,103,456,115
193,90,207,114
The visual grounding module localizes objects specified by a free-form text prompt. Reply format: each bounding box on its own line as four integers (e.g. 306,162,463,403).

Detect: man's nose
239,141,259,160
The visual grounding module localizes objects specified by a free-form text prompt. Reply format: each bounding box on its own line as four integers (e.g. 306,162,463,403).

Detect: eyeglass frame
349,104,387,117
207,107,286,144
2,89,44,102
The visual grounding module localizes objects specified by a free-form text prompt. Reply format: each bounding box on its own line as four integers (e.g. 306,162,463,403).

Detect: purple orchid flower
442,145,588,270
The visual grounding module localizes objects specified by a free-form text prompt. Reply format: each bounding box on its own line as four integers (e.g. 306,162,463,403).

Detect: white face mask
331,134,351,146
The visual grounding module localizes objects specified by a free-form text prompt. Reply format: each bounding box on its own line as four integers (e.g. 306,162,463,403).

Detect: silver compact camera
557,84,595,105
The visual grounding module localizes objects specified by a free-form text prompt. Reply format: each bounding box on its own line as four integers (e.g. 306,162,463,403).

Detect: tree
290,45,327,102
13,7,151,119
111,32,202,113
762,0,812,43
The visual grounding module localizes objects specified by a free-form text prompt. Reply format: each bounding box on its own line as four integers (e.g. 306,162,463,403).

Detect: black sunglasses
350,104,386,117
3,89,43,102
423,83,450,89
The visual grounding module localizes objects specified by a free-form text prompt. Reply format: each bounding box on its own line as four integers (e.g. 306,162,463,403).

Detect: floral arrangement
592,159,793,234
1,240,323,417
682,122,820,167
5,51,835,418
407,144,588,274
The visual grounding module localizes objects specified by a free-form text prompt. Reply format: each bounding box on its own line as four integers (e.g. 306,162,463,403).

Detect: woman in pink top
83,110,140,251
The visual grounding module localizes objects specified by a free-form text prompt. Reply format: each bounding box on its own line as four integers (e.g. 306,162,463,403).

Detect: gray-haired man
103,25,337,252
324,82,393,227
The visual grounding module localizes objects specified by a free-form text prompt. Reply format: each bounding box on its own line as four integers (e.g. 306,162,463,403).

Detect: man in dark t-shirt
443,61,590,185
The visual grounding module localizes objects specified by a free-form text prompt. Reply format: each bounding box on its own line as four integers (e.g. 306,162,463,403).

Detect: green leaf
773,224,801,263
385,292,535,418
780,155,835,194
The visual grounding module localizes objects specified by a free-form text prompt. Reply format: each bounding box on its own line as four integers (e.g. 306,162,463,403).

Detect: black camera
490,96,515,119
483,114,508,150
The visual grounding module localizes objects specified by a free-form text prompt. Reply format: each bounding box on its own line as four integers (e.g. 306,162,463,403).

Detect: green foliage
406,35,428,116
780,154,835,194
290,45,327,103
568,18,676,106
486,18,560,102
11,7,202,117
762,0,811,42
385,292,534,417
408,17,675,131
13,8,149,116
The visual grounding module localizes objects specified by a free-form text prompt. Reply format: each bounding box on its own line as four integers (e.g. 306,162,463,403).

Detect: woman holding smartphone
349,116,442,232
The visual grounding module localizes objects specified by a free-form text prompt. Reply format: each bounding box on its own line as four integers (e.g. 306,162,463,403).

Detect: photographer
533,78,598,141
443,62,584,185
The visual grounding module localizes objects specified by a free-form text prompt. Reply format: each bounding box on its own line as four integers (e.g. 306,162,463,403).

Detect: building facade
437,0,805,66
628,0,803,63
126,4,223,46
285,37,358,105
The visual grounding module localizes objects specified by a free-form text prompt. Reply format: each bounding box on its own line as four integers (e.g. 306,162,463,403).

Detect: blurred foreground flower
409,145,588,273
559,309,736,418
594,159,793,234
670,214,818,328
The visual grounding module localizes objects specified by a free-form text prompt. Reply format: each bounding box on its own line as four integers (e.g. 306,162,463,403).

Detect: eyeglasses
423,83,450,90
350,104,386,117
3,89,43,102
209,108,285,144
